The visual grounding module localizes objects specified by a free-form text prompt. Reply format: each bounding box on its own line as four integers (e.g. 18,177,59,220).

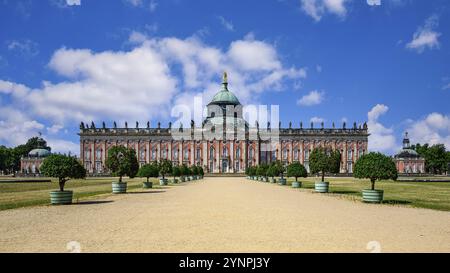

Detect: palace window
196,148,201,159
249,147,254,159
358,149,363,159
209,147,214,159
271,151,277,162
84,149,90,161
184,148,189,160
294,148,299,161
96,149,102,159
223,147,228,157
162,149,167,159
139,149,145,161
347,150,353,161
304,149,309,161
347,162,353,173
95,162,102,173
283,148,288,160
174,149,179,160
236,147,241,159
151,147,156,161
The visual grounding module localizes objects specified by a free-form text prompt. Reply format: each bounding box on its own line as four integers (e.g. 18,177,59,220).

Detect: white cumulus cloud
297,90,324,106
367,104,397,153
0,33,306,148
66,0,81,6
406,14,441,53
300,0,350,22
406,113,450,149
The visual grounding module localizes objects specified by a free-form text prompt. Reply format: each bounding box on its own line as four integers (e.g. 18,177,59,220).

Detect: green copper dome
28,148,51,158
209,72,241,105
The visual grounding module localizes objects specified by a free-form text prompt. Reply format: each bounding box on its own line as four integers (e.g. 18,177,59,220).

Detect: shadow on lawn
382,200,412,205
330,190,359,195
75,200,114,205
127,190,166,195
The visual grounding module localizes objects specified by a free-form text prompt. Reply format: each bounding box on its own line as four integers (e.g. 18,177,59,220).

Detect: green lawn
0,177,170,211
283,177,450,211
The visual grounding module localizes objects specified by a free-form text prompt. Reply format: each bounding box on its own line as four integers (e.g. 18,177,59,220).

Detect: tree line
411,143,450,174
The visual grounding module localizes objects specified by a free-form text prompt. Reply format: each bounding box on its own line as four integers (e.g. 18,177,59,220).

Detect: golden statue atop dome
223,71,228,84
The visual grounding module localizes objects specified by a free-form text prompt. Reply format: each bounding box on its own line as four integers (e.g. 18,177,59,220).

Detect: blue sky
0,0,449,155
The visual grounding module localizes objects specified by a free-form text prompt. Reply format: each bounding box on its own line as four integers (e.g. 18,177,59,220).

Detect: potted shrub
198,166,204,179
272,161,286,185
248,166,256,180
257,164,269,182
180,164,188,182
354,152,398,203
159,159,172,185
253,166,258,180
256,165,264,181
287,162,307,188
106,146,139,194
186,167,192,181
267,164,277,183
310,148,340,193
40,154,86,205
190,166,198,180
245,166,250,179
137,163,158,188
246,167,252,179
172,165,180,184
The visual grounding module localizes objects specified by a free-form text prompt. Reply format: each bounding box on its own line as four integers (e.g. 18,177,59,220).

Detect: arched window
139,149,145,161
209,147,214,159
184,148,189,160
174,149,178,160
249,147,254,159
151,147,156,160
196,148,201,159
283,148,288,160
294,148,299,161
236,147,241,158
162,149,167,159
96,149,102,160
304,149,310,161
223,147,228,157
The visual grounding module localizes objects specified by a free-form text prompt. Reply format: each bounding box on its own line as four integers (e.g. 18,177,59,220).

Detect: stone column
230,142,234,172
216,142,220,173
190,141,194,166
168,141,172,161
157,141,161,161
103,141,107,170
146,141,150,163
203,141,207,168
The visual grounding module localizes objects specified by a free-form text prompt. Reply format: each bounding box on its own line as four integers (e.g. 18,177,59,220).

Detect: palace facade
79,73,369,174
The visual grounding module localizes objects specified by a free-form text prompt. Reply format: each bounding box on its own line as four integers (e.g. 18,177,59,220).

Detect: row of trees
245,148,341,181
137,161,204,182
0,137,52,174
411,143,450,174
39,146,205,192
105,146,204,183
246,148,398,190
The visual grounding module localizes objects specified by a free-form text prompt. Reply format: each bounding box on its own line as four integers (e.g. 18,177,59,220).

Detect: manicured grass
282,177,450,211
0,177,168,211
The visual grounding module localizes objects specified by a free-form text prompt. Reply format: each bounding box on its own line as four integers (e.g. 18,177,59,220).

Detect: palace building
79,73,369,175
20,136,51,175
394,132,425,174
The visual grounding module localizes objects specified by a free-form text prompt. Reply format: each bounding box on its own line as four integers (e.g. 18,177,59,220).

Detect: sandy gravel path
0,177,449,253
